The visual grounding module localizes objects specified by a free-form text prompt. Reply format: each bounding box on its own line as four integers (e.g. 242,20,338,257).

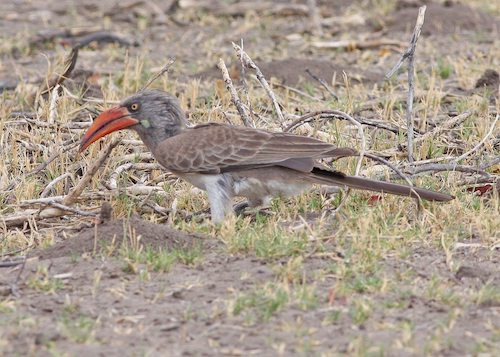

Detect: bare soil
1,215,498,355
197,58,384,86
387,1,499,35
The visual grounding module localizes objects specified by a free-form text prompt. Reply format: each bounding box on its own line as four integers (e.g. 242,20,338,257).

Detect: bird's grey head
79,89,188,153
122,89,188,145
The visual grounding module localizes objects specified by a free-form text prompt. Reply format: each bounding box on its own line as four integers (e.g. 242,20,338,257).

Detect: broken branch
63,138,121,206
386,5,427,163
232,43,285,124
217,58,253,127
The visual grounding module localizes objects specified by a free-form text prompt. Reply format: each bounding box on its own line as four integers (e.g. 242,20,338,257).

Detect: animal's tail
310,168,454,202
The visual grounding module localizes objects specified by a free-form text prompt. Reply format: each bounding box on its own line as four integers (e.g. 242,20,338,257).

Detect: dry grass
2,58,497,253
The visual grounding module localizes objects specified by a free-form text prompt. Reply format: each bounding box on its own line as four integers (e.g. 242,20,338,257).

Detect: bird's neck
135,124,185,154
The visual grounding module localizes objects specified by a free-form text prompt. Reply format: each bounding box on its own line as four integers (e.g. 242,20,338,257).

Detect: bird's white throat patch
140,119,151,128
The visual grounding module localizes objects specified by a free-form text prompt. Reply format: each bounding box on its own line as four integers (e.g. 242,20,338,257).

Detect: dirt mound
197,58,383,86
385,1,499,35
34,216,213,260
474,69,499,89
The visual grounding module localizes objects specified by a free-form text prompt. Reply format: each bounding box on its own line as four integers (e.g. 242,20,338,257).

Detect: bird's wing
154,123,356,174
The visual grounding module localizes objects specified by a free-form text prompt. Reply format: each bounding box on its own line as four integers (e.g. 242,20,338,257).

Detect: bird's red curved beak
79,106,139,152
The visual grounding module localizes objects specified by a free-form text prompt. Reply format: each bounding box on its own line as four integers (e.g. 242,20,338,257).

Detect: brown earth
386,1,499,35
1,216,498,355
33,215,212,261
196,58,384,86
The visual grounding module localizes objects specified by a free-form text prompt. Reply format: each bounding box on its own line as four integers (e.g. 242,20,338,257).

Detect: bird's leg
205,176,234,223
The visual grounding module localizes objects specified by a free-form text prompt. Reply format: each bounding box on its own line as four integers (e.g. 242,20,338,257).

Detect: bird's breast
174,168,312,204
173,172,222,191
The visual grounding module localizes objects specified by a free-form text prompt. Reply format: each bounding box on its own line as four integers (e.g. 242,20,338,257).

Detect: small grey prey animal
80,90,453,223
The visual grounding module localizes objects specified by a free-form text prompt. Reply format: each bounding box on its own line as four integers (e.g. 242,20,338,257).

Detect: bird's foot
233,201,250,215
233,201,274,221
184,208,211,223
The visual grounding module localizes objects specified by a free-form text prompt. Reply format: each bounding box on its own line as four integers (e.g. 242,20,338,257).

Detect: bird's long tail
310,168,454,202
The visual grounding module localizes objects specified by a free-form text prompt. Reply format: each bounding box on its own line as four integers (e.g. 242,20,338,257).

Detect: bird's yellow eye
130,103,140,111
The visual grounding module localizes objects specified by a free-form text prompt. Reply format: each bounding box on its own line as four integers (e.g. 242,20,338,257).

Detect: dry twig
363,153,414,187
217,58,252,127
386,5,427,163
108,162,163,190
29,29,136,49
48,84,60,124
232,43,285,124
39,46,79,97
480,157,500,171
63,138,121,206
0,257,27,268
406,163,489,177
284,110,401,134
312,39,406,51
237,39,257,123
453,114,499,163
41,172,72,198
29,141,79,177
140,57,176,91
71,31,138,48
411,111,472,147
46,201,97,217
181,1,309,16
1,207,70,228
305,68,338,100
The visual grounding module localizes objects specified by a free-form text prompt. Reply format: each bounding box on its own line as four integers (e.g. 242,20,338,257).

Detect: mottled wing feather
154,123,356,174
